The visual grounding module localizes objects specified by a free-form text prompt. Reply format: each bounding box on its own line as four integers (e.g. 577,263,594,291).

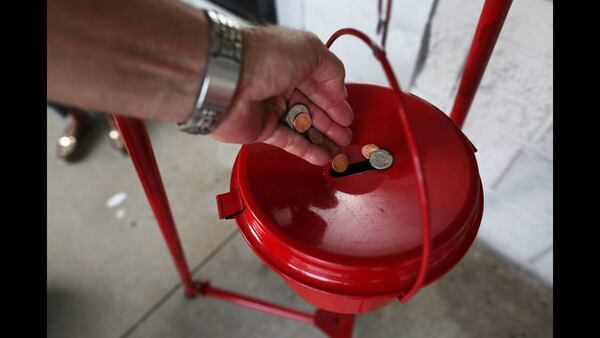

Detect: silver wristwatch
178,10,243,135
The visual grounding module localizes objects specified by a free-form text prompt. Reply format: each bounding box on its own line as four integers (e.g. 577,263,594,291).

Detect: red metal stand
450,0,513,128
112,1,511,336
112,116,196,297
113,115,355,338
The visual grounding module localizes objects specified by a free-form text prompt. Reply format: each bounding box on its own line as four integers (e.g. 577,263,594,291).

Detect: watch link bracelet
178,9,243,135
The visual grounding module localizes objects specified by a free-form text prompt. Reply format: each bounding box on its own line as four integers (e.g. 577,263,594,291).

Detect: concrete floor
47,111,552,337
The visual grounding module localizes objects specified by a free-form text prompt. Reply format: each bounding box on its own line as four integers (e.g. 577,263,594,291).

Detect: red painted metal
216,190,244,219
197,282,315,324
113,116,196,297
450,0,513,128
225,82,483,313
112,0,513,336
222,28,485,313
315,310,356,338
114,115,355,337
197,282,356,337
326,28,433,304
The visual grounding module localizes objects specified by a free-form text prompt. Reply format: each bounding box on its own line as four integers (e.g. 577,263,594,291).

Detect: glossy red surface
450,0,513,128
325,28,433,304
116,0,513,331
225,84,483,313
114,116,196,297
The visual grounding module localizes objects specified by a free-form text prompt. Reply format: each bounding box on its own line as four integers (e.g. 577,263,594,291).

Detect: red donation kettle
216,30,483,315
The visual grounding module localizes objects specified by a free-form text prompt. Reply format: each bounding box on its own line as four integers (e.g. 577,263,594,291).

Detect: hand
210,26,354,166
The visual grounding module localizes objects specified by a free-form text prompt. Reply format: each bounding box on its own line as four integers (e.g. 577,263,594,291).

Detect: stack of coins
361,143,393,170
285,103,330,146
284,104,353,173
286,104,312,134
285,104,325,145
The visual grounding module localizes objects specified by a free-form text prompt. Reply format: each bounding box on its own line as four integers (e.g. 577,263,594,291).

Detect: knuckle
286,132,310,158
282,130,296,152
305,31,321,44
295,140,311,159
321,118,336,137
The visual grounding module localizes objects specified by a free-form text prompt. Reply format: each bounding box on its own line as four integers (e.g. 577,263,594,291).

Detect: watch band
178,10,243,135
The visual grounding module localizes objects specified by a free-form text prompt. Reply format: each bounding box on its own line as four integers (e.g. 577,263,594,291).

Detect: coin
285,104,309,129
307,128,324,145
361,143,379,159
293,112,312,133
369,149,393,170
331,153,349,173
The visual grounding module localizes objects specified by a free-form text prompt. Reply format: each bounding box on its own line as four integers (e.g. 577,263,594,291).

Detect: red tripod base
315,310,356,338
197,281,355,337
113,116,355,338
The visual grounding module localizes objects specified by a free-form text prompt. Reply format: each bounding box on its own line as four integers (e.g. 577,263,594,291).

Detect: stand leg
113,115,356,337
450,0,513,128
113,116,196,297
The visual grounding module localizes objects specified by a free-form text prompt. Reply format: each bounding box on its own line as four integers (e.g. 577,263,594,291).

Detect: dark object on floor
49,103,128,162
54,105,93,162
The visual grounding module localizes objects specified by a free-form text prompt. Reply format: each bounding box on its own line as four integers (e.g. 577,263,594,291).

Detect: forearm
47,0,208,122
47,0,353,166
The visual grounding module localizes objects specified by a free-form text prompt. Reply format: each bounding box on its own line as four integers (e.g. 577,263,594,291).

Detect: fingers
262,124,332,166
320,137,341,157
221,96,334,166
288,89,352,147
297,50,354,127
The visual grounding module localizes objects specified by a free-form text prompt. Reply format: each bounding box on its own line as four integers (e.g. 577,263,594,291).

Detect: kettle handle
326,29,432,303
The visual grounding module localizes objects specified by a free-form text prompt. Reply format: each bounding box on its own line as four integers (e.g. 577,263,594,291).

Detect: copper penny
361,143,379,159
307,128,324,145
286,104,309,129
293,112,312,133
331,153,349,173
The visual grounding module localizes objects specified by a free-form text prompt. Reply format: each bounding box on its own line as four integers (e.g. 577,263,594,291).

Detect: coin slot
329,160,375,178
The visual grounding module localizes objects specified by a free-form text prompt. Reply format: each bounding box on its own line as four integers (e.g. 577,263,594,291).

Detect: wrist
236,27,260,101
178,9,244,135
